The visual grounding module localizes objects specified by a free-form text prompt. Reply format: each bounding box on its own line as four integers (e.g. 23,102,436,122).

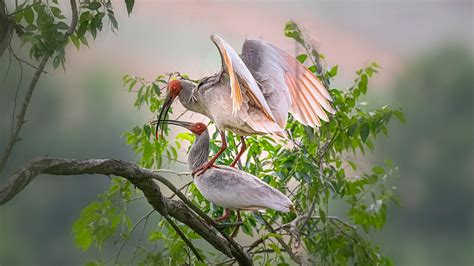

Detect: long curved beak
160,119,193,131
155,93,177,140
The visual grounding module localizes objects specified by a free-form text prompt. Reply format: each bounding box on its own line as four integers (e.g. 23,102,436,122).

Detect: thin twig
152,169,190,176
114,209,155,264
176,109,189,120
169,181,192,200
279,215,356,232
297,124,341,231
247,234,270,252
2,48,12,83
9,47,47,73
130,209,155,264
162,155,187,165
110,196,146,208
163,215,204,262
249,248,275,255
259,213,301,264
10,56,22,136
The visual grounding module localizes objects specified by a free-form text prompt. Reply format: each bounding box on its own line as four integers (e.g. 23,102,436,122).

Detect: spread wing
241,39,335,127
211,34,276,123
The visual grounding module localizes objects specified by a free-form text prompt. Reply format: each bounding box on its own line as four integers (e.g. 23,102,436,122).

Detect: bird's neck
187,129,210,173
178,85,206,115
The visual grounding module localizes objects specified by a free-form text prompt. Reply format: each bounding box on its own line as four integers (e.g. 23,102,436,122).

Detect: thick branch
0,157,252,265
0,0,78,173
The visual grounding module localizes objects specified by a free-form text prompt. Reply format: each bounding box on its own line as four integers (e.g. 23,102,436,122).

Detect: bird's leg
192,130,227,176
230,136,246,168
231,210,242,238
214,208,231,222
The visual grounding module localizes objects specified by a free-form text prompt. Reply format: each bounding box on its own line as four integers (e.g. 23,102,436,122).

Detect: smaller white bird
161,120,294,225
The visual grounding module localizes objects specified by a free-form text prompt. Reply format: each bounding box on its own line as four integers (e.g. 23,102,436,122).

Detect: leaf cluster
8,0,135,69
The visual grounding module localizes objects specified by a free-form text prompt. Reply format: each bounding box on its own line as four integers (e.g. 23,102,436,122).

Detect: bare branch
153,169,190,176
0,157,252,265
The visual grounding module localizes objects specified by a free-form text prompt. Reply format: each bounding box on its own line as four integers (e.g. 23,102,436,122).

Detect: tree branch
0,0,78,173
0,157,252,265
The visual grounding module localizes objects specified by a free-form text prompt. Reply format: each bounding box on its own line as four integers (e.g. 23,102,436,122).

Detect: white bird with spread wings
156,34,335,175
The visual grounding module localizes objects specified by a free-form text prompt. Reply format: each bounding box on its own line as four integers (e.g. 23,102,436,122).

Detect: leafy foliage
5,0,134,69
73,21,403,265
73,178,133,252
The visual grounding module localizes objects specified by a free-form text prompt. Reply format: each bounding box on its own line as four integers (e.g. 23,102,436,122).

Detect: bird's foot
229,160,238,168
192,162,220,176
212,208,232,223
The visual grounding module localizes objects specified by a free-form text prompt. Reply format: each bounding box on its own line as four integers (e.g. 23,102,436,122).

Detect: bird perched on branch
156,34,334,175
161,119,294,227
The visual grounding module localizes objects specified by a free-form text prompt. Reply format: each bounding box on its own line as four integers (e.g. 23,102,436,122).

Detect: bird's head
156,79,195,139
168,79,182,98
157,119,207,136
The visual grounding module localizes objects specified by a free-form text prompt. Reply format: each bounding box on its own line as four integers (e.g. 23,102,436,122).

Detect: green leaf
296,54,307,63
57,22,69,30
76,21,88,38
125,0,135,15
268,243,282,255
50,6,65,19
360,122,370,142
53,55,61,69
319,208,327,223
128,79,137,92
70,35,80,50
88,2,101,10
359,74,368,94
284,21,304,45
348,124,358,136
372,166,385,174
14,11,23,23
328,65,338,77
80,36,89,47
394,110,406,123
72,202,102,251
107,10,118,30
348,160,357,171
24,7,34,25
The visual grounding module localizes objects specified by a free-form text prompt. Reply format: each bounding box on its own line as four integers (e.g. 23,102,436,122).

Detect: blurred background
0,0,472,265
